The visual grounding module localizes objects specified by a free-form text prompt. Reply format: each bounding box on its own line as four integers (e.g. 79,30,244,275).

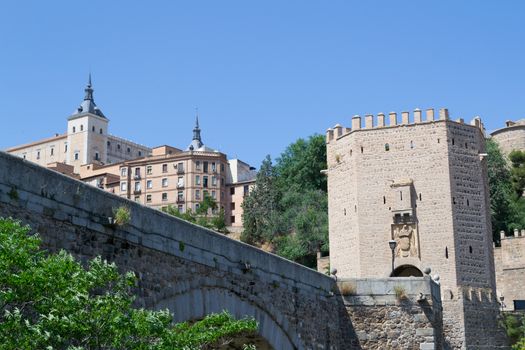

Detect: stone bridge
0,151,443,349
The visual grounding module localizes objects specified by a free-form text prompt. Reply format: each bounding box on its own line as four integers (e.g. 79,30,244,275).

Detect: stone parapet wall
337,277,443,350
495,231,525,311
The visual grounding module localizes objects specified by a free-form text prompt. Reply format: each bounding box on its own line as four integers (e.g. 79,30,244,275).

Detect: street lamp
388,239,397,276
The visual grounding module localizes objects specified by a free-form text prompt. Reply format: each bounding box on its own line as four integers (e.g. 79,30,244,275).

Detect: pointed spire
192,108,202,144
84,73,94,101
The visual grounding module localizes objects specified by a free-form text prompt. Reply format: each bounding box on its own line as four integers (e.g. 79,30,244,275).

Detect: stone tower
326,109,503,349
66,74,109,172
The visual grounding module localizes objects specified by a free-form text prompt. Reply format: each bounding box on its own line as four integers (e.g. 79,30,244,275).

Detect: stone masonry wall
0,151,443,350
494,231,525,311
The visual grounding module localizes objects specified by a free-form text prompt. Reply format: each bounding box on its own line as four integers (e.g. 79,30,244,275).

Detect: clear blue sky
1,1,524,167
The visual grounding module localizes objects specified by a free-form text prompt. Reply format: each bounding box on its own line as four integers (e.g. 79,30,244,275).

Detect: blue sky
1,1,524,167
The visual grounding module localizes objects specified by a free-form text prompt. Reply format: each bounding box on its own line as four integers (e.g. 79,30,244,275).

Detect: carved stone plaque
391,223,419,258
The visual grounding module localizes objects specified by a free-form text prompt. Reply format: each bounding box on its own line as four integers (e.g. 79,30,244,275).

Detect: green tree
241,155,280,244
0,217,257,349
509,150,525,197
275,134,327,192
486,139,516,242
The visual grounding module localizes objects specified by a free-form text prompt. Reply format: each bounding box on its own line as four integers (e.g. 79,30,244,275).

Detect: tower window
127,147,131,153
72,127,76,133
100,128,103,134
452,138,455,145
92,126,95,132
419,193,422,201
107,141,110,146
400,191,403,201
445,247,449,259
361,146,364,153
50,148,54,156
117,144,121,150
385,143,390,151
467,199,470,206
410,141,414,149
80,125,84,131
74,152,79,160
383,196,386,204
138,151,142,157
465,142,468,149
36,151,40,160
65,144,68,152
95,152,99,161
469,246,473,254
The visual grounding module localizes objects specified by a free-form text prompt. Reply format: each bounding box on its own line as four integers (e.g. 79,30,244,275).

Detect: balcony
176,198,185,204
177,184,185,189
177,169,185,175
133,174,141,180
133,189,142,194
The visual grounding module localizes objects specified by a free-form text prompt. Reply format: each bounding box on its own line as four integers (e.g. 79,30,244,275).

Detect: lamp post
388,239,397,276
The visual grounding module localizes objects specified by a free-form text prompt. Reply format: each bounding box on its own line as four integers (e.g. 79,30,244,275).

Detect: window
117,144,121,150
195,203,200,211
230,216,236,224
121,168,127,177
178,191,184,201
146,166,152,175
80,125,83,131
134,167,141,177
92,126,95,132
22,153,26,159
203,161,208,173
50,148,54,156
95,152,99,161
212,190,216,199
147,180,153,189
196,175,201,185
162,164,168,173
162,178,168,187
72,126,76,133
127,147,131,153
385,143,390,151
243,185,249,196
162,193,168,201
107,141,111,147
211,162,216,172
410,141,414,149
36,151,40,160
121,182,127,192
138,151,142,156
231,202,235,210
74,152,79,160
146,194,152,203
221,164,225,172
203,176,208,188
230,187,235,195
212,176,217,186
178,205,183,213
196,190,201,200
177,162,184,172
134,196,140,202
134,182,141,192
100,128,103,134
196,160,201,170
65,144,68,152
177,176,184,188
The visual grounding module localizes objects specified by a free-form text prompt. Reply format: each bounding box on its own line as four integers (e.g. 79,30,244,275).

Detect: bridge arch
154,286,300,350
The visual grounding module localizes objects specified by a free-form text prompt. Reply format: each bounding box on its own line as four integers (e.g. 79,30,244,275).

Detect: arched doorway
391,264,423,277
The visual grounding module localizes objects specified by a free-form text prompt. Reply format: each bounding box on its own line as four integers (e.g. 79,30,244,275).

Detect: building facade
4,77,255,229
326,108,503,349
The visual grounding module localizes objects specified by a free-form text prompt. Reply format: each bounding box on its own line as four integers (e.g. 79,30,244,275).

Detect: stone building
491,119,525,156
5,75,151,173
326,108,503,348
494,229,525,311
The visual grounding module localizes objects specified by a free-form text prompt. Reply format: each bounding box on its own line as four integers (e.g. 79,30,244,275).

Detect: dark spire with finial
69,73,107,120
84,73,94,101
193,108,202,143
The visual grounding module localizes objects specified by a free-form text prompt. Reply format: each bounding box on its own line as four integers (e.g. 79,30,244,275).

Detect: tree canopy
0,217,256,349
242,135,328,268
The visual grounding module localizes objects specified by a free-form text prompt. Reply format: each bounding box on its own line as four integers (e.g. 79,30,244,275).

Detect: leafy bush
113,205,131,226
